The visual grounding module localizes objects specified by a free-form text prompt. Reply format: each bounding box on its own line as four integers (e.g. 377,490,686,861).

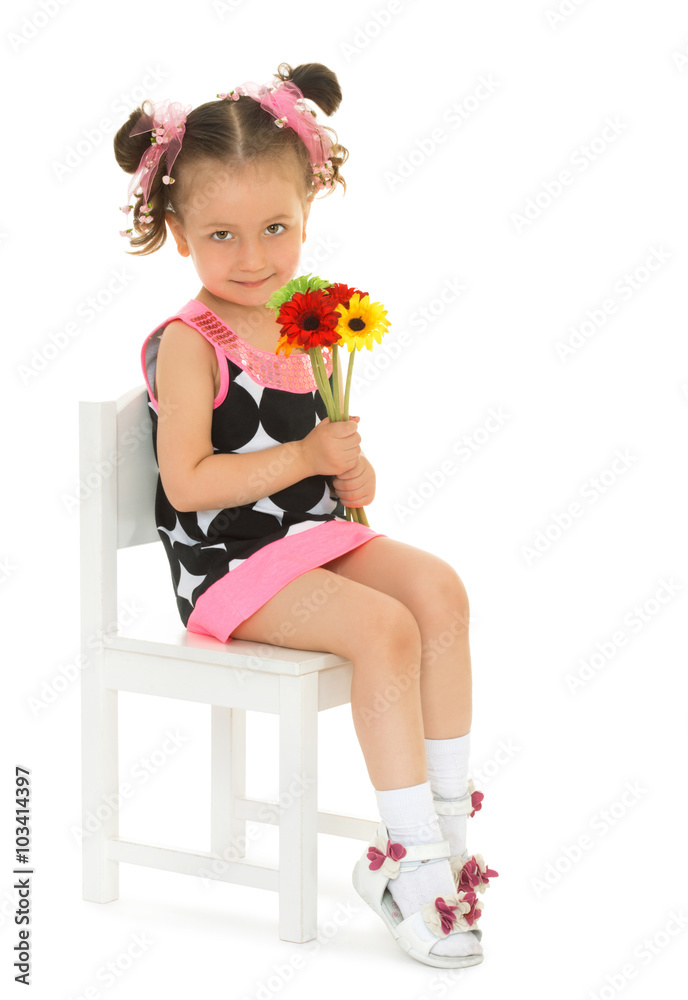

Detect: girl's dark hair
113,61,348,256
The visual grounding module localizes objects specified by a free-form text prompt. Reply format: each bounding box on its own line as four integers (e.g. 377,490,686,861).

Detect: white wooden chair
79,383,376,942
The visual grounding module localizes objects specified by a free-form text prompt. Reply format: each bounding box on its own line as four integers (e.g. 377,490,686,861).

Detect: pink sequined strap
175,299,332,394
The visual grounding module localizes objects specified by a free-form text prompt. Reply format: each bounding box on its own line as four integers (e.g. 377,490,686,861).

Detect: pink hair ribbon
120,99,191,235
218,80,335,191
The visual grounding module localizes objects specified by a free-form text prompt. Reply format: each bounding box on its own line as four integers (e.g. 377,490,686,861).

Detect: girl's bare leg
231,564,428,790
322,538,472,739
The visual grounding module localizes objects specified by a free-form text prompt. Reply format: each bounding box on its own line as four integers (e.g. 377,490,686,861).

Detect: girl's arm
155,322,359,512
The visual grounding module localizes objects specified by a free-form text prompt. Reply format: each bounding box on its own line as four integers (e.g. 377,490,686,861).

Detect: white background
2,0,688,997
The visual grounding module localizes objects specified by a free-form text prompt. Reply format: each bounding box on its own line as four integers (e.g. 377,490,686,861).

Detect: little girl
114,61,497,970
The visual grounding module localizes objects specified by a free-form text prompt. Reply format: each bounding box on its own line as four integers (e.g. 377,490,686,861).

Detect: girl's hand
300,416,361,477
332,450,376,508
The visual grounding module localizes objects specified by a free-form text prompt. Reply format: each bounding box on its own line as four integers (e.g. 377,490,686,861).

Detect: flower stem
310,347,369,526
331,344,342,421
340,349,370,525
343,348,356,421
308,348,336,421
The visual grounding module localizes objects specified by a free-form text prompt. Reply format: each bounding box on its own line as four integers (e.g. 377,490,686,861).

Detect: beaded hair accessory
119,99,191,237
217,79,336,192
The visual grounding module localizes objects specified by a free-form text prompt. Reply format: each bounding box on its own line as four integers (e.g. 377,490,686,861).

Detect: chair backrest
79,384,159,552
79,385,159,643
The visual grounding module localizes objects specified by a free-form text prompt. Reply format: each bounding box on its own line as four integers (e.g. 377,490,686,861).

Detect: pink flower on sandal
470,790,483,816
421,891,483,937
450,853,499,894
460,891,482,927
367,837,407,879
467,779,484,817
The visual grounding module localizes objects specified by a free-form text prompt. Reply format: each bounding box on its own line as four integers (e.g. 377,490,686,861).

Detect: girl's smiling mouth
233,276,272,287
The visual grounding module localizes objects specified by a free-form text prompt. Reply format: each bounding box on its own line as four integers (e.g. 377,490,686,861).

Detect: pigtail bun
275,61,348,196
276,62,342,117
113,101,169,255
113,103,153,173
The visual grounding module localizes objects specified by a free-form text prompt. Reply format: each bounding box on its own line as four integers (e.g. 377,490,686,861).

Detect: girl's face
165,156,311,318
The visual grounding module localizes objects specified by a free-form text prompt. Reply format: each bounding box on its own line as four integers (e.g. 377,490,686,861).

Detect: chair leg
81,684,119,902
211,706,246,860
278,674,319,943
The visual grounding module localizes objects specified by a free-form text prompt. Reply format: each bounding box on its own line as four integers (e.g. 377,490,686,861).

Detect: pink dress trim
187,519,386,643
140,298,334,411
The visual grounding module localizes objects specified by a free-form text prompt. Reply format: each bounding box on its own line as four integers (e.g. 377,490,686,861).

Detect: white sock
425,733,471,858
375,779,481,959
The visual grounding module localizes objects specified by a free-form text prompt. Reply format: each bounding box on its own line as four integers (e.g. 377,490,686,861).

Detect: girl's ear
165,210,190,257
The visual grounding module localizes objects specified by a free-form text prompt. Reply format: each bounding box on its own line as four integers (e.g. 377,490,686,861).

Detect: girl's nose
237,238,266,272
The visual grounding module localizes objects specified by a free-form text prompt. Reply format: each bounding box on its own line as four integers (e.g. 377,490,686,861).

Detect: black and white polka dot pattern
142,311,346,628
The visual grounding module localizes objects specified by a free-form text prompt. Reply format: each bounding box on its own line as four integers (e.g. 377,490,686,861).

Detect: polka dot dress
140,298,386,643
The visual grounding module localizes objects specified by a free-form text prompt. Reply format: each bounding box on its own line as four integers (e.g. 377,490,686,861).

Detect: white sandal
351,818,484,969
433,780,500,894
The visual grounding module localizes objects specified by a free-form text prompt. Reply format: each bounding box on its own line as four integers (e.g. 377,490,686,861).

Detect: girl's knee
347,593,422,662
442,561,469,614
415,556,470,631
440,563,470,632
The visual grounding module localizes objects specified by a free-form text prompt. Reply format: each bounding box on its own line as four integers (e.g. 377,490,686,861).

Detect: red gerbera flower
276,288,341,356
325,282,368,311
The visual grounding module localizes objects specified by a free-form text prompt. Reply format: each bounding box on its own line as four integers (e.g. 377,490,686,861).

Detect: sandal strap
397,839,452,865
433,779,480,816
395,911,479,958
432,794,472,816
373,819,451,867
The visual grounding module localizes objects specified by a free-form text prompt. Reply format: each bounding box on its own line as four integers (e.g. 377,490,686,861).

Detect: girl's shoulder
154,319,221,402
159,317,211,343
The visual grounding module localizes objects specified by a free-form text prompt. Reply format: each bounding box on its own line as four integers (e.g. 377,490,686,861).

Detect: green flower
266,273,332,315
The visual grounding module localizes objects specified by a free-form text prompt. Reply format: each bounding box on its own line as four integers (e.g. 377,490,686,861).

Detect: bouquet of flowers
267,274,390,526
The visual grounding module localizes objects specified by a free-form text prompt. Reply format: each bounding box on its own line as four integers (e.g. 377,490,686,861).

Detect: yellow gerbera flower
335,294,391,351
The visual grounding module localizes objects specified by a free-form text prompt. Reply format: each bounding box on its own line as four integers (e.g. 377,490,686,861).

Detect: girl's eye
265,223,285,235
212,231,232,241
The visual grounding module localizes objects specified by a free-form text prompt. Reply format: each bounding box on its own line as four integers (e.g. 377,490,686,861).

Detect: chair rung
234,797,378,841
105,836,279,891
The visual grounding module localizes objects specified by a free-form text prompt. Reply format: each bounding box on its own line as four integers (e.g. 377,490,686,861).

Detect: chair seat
114,604,352,675
108,607,356,713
